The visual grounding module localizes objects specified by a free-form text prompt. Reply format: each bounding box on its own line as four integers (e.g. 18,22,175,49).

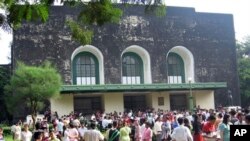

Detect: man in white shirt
83,122,104,141
78,122,88,140
57,119,64,136
171,117,193,141
153,117,162,141
102,116,109,129
21,123,32,141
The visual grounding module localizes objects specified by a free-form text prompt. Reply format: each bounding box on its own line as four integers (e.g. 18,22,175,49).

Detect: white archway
71,45,104,84
122,45,152,84
167,46,195,83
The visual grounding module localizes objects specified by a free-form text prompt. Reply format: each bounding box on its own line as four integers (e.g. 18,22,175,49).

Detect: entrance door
74,96,101,115
124,95,146,112
170,94,187,111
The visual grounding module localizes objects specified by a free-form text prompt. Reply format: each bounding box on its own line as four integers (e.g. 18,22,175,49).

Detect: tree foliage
9,4,49,29
66,19,93,45
237,36,250,106
0,0,166,45
1,0,51,29
4,61,61,125
78,0,123,26
0,66,11,122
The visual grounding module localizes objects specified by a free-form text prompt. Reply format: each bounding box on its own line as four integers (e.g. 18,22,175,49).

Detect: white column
50,94,74,117
103,93,124,113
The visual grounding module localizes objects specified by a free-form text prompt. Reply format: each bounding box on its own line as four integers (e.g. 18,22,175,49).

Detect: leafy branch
66,19,93,45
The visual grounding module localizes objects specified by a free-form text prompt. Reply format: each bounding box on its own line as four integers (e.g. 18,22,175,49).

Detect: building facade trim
60,82,227,93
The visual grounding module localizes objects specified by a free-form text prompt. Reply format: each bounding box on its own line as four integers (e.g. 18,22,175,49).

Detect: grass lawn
3,134,12,141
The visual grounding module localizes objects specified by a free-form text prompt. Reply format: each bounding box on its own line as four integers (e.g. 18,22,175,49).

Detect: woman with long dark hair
218,114,231,141
192,114,204,141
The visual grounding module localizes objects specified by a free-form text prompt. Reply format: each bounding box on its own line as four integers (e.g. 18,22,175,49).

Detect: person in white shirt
21,123,32,141
171,117,193,141
128,110,133,118
14,122,22,141
102,116,109,129
11,124,16,140
57,119,64,135
91,114,96,121
186,112,193,123
153,117,162,141
83,122,104,141
78,122,87,140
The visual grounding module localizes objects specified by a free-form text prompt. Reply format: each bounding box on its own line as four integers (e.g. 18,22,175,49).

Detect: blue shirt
219,123,230,141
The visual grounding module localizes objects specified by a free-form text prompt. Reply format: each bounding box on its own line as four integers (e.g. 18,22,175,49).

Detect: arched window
167,52,185,83
122,52,143,84
72,52,99,85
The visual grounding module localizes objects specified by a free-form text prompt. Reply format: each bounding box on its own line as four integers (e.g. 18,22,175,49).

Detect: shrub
2,126,11,135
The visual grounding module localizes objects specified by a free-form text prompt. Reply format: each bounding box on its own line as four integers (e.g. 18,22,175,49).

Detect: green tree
0,65,11,122
237,36,250,107
5,61,61,127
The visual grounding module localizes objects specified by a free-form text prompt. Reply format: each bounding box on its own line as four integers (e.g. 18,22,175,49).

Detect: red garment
202,122,215,133
193,133,204,141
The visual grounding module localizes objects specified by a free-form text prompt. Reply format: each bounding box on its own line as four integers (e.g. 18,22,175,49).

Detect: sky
0,0,250,64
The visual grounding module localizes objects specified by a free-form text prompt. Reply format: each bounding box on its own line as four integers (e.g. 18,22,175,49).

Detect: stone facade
13,5,240,106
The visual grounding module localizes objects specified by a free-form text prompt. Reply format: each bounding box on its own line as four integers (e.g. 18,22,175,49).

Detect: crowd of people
2,106,250,141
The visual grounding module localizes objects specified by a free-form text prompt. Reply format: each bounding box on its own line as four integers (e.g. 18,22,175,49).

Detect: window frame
72,52,99,85
167,52,185,83
122,52,144,84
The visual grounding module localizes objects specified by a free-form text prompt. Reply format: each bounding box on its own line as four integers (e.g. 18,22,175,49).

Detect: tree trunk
30,100,37,130
31,113,36,130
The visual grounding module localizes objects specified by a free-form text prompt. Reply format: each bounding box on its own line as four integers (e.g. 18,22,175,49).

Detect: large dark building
12,5,239,116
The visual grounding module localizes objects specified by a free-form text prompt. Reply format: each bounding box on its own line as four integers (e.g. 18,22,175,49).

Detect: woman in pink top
67,122,79,141
142,122,152,141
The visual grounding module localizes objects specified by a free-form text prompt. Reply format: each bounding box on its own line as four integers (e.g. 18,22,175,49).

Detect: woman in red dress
202,115,217,141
